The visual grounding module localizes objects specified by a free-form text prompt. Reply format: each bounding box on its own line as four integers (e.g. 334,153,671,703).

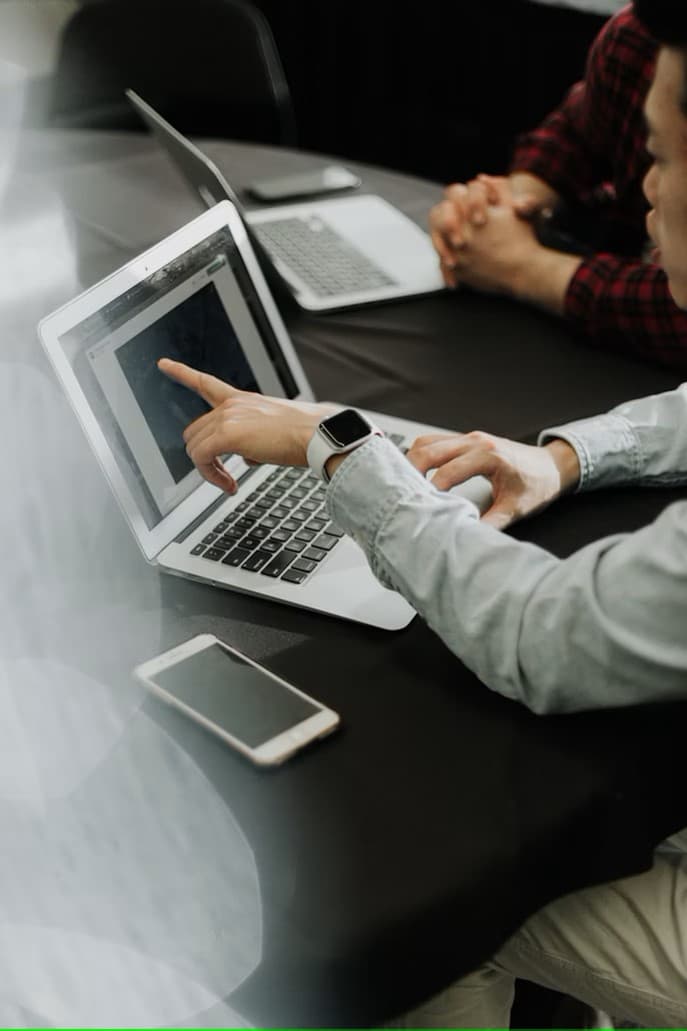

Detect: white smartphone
246,164,361,202
134,634,340,766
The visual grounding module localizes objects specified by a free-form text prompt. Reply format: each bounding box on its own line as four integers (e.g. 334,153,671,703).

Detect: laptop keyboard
190,433,406,586
254,216,398,297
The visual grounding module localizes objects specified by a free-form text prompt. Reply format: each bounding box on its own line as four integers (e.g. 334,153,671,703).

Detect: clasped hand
429,171,557,292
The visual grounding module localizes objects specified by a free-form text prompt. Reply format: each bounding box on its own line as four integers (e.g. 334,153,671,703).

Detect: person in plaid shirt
430,2,687,372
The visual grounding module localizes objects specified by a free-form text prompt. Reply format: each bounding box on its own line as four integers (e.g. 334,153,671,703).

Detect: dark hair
633,0,687,113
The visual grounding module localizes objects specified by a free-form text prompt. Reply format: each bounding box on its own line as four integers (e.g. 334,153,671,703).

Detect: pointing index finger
157,358,236,408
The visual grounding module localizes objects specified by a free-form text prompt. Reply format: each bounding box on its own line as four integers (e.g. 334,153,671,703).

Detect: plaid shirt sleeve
566,258,687,372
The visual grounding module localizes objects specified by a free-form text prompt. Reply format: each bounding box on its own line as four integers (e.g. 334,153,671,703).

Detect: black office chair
49,0,297,145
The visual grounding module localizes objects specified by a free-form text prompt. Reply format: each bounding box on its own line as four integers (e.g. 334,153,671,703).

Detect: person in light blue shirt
158,0,686,1023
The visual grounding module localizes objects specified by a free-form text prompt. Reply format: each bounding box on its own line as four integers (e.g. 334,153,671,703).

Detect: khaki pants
390,851,687,1029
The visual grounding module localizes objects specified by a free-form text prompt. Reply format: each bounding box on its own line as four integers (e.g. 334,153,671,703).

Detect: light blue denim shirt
328,383,687,715
327,386,687,850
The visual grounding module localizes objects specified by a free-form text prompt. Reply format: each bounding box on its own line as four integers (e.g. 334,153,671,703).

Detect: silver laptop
39,202,490,630
126,89,444,313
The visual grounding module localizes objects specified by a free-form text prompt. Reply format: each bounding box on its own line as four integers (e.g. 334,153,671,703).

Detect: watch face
321,409,371,448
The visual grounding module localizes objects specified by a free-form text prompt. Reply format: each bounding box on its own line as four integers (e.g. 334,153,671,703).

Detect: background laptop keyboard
254,216,397,297
190,433,406,585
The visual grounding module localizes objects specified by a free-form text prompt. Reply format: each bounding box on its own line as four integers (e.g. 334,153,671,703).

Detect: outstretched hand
406,430,580,529
158,358,333,492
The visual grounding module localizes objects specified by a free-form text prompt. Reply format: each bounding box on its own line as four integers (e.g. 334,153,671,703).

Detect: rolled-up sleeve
540,383,687,490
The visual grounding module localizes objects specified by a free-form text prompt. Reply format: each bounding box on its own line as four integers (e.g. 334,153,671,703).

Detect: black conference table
1,129,686,1028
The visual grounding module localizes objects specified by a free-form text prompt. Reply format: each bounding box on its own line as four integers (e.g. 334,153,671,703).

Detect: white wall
0,0,78,77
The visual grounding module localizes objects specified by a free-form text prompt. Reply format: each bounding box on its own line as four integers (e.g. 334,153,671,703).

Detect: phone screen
151,643,320,747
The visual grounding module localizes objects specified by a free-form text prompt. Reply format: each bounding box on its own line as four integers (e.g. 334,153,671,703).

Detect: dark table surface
1,130,685,1028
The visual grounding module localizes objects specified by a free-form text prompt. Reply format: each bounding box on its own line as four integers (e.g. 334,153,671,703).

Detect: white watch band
306,411,381,483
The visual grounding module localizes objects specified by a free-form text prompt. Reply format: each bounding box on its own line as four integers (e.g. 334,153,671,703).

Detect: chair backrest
49,0,297,145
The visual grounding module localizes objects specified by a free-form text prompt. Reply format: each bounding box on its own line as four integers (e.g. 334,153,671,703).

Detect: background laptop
126,89,444,313
39,201,489,630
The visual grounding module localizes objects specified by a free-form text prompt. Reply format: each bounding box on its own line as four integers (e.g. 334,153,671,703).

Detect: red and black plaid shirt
511,4,687,373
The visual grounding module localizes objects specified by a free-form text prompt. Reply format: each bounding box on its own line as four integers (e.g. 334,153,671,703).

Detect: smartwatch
306,409,382,483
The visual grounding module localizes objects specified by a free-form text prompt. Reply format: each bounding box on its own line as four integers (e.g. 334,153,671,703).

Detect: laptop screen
58,226,298,531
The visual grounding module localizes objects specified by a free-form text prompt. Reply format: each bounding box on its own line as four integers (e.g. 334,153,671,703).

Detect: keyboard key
289,487,308,500
284,539,306,553
202,532,218,545
303,546,327,562
212,520,230,533
272,528,292,542
221,527,245,542
203,547,224,562
261,551,295,578
323,522,345,538
262,539,282,553
254,497,273,510
314,533,338,551
291,509,309,523
301,499,319,512
292,557,317,574
222,547,251,567
190,543,206,556
295,527,317,543
241,550,272,573
306,517,327,532
261,515,280,530
281,497,298,510
281,568,308,584
240,536,262,550
265,487,286,500
235,516,256,531
251,526,270,540
282,518,301,532
272,505,289,520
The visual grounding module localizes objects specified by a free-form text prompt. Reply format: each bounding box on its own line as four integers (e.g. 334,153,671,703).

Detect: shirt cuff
538,414,642,491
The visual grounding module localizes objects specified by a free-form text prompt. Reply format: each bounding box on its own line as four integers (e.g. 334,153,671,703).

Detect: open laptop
125,89,444,313
39,201,490,630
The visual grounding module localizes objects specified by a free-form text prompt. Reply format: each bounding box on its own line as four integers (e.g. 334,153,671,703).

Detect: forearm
327,438,687,714
511,246,583,315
